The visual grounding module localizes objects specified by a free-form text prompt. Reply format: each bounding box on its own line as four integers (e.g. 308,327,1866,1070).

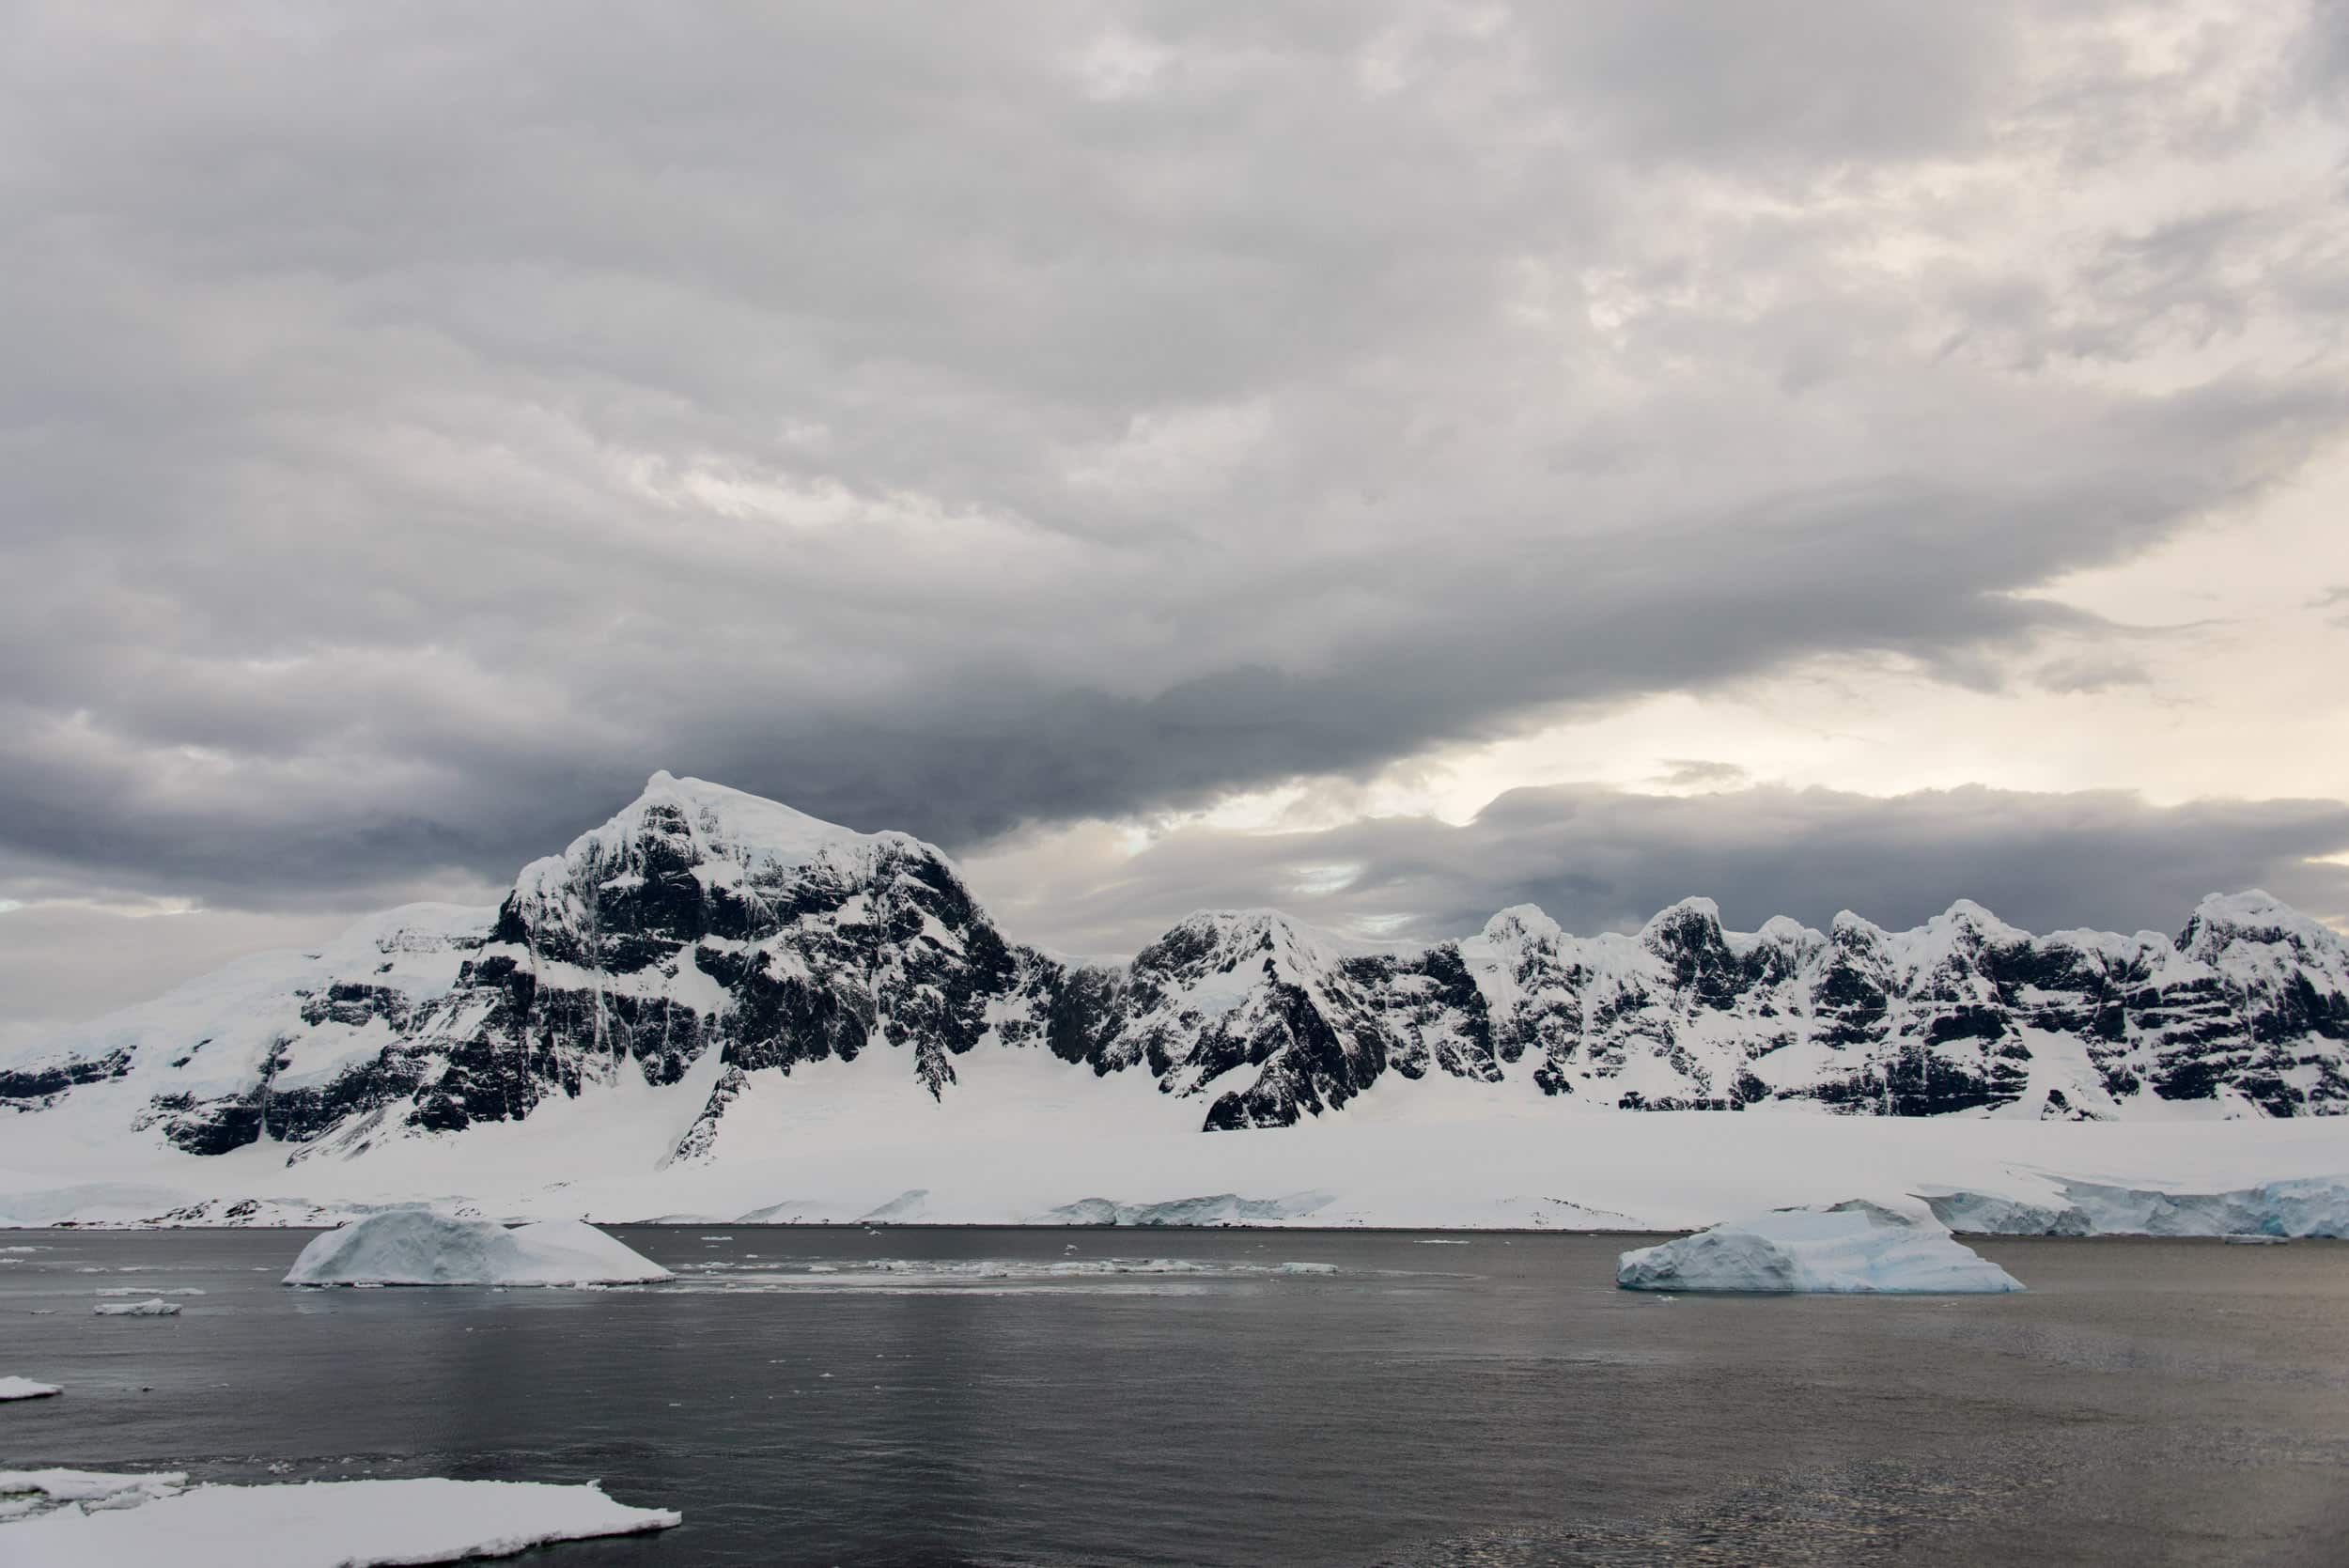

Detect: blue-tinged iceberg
283,1209,671,1287
1617,1200,2024,1294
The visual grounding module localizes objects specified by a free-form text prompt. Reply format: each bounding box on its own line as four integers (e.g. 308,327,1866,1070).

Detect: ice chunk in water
1617,1200,2023,1295
283,1209,671,1287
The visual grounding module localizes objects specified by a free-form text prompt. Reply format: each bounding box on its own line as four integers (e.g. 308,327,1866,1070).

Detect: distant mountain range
5,771,2344,1167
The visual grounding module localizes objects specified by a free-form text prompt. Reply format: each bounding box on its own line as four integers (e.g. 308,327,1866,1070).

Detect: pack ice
283,1209,672,1286
1617,1200,2025,1294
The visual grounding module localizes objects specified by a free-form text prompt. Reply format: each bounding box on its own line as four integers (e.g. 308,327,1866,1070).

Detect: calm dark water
4,1226,2347,1566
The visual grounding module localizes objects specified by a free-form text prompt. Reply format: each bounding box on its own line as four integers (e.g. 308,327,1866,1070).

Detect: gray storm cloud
974,784,2349,959
2,1,2345,981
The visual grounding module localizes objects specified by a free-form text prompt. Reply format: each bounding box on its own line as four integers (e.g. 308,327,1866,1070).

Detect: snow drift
283,1210,671,1287
1616,1200,2025,1294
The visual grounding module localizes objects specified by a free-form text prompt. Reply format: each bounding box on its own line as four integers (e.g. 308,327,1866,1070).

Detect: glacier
1617,1202,2026,1294
282,1210,672,1287
1920,1175,2349,1239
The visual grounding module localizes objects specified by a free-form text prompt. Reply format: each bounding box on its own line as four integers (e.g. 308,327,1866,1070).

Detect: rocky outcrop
5,774,2344,1163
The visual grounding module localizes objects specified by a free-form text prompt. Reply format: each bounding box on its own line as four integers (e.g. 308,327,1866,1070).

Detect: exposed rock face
1046,910,1496,1130
6,774,2345,1163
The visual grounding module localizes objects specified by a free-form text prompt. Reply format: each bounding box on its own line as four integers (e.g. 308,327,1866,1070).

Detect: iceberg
90,1298,180,1317
0,1471,677,1564
283,1210,672,1287
0,1378,60,1402
1616,1201,2025,1295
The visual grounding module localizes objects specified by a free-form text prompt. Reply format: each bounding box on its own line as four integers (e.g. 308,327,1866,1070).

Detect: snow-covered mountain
5,772,2345,1171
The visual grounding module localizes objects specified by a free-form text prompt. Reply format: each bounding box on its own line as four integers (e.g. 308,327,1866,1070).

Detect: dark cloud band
985,784,2349,959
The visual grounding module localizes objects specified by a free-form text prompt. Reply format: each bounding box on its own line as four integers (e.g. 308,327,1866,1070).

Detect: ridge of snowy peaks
3,775,2346,1167
1044,908,1496,1128
2,773,1050,1164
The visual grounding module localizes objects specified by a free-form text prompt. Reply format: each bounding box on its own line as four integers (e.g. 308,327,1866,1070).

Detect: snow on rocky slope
3,773,2344,1191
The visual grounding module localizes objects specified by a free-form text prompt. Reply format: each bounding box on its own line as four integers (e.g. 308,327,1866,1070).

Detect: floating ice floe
668,1255,1387,1293
283,1210,673,1287
0,1468,185,1522
0,1470,678,1563
91,1298,180,1317
0,1379,61,1402
840,1256,1218,1279
1616,1201,2025,1295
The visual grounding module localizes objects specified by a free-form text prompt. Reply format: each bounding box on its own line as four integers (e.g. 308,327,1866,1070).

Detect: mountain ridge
5,771,2344,1165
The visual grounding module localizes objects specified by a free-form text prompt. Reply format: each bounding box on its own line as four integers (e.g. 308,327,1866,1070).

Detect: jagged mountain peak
1937,898,2019,933
522,770,889,890
1143,907,1372,974
496,772,982,970
2180,889,2343,955
1160,907,1303,939
1478,904,1563,943
1828,908,1890,945
1640,894,1723,929
1740,913,1822,950
1638,896,1730,956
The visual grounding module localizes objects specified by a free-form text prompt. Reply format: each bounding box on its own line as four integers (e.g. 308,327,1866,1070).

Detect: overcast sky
6,2,2349,1038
